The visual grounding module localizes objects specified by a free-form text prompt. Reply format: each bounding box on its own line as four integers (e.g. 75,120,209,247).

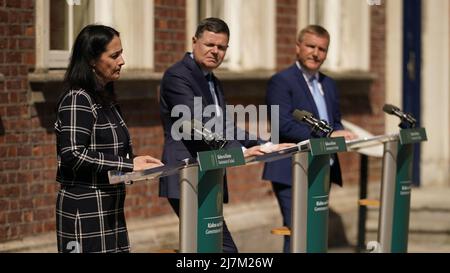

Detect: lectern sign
309,137,347,156
399,128,427,144
197,148,245,171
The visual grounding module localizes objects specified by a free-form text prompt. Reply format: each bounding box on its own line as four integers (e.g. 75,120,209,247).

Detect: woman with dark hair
54,24,162,253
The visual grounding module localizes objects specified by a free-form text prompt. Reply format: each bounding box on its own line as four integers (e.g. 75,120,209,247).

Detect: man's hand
133,155,164,171
245,143,297,157
260,142,297,153
330,129,358,141
243,145,266,157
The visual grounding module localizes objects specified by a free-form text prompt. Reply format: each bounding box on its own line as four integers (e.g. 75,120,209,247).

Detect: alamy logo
170,97,279,144
66,241,81,253
66,0,81,6
366,0,381,6
366,241,382,253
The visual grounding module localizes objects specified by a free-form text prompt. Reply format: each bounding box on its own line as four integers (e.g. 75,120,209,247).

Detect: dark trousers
271,182,292,253
168,198,238,253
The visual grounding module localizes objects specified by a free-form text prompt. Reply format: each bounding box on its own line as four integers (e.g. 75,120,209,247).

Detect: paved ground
1,184,449,253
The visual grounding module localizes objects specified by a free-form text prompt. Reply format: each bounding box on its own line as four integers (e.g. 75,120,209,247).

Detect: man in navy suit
262,25,357,252
159,17,272,253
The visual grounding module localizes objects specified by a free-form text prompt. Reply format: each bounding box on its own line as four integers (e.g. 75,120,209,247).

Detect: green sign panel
197,169,225,253
306,153,331,253
309,137,347,156
391,143,414,252
399,128,427,144
197,147,245,171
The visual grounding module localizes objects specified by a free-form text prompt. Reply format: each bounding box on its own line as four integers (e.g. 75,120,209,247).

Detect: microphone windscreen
292,109,312,122
382,104,397,114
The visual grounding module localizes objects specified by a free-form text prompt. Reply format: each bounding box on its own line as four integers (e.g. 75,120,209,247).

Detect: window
298,0,370,71
35,0,153,70
48,0,92,68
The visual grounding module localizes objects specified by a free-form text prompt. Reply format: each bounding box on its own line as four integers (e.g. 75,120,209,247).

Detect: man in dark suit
262,25,357,253
159,17,271,253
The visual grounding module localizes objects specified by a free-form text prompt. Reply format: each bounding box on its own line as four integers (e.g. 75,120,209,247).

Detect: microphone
293,109,333,137
382,104,416,128
181,119,227,149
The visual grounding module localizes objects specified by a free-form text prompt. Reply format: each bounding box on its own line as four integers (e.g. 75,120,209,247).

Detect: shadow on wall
220,73,376,117
29,79,163,132
336,78,374,116
27,72,376,138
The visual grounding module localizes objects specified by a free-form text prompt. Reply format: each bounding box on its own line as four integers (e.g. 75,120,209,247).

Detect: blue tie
310,76,329,123
205,73,221,117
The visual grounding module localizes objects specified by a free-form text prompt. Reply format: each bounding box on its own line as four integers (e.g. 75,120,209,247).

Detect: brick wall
222,81,273,202
276,0,297,70
0,0,56,241
338,4,386,186
120,97,170,219
368,5,386,135
154,0,187,72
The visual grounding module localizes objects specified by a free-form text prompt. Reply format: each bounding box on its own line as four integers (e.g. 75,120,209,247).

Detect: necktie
310,76,329,123
205,73,221,117
310,76,334,165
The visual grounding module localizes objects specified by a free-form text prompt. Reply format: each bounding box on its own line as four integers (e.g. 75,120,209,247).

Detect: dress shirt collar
295,61,319,81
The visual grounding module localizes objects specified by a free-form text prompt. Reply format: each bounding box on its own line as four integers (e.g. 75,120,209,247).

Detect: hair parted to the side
297,25,330,43
195,17,230,39
62,24,120,106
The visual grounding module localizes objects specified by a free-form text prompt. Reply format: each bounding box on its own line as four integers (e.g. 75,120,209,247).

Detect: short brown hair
297,25,330,43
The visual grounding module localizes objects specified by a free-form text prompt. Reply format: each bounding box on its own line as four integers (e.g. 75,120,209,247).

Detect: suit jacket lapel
182,54,215,105
291,64,321,119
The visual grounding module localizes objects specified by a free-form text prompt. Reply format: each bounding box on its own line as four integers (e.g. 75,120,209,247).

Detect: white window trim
35,0,49,71
35,0,154,71
36,0,93,69
421,0,450,186
186,0,197,51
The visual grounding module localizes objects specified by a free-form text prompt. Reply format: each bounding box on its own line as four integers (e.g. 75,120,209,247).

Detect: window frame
35,0,154,71
36,0,94,69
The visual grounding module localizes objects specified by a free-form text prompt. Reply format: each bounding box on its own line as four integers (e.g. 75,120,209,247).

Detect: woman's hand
133,155,164,171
